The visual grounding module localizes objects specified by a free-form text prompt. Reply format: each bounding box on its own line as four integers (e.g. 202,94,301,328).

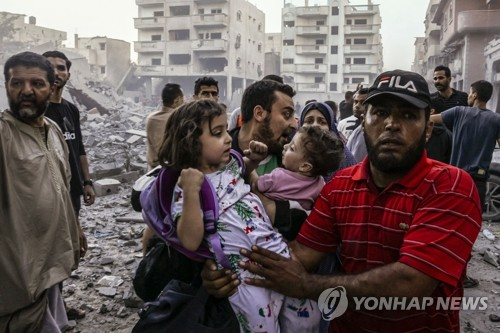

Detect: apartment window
345,58,351,64
210,32,222,39
170,6,189,16
344,78,349,83
151,58,161,65
153,11,164,17
315,76,323,83
330,45,338,54
198,33,204,39
237,11,242,21
258,24,262,31
354,19,367,25
236,57,241,67
211,8,222,14
346,39,352,44
198,9,204,14
169,54,191,65
235,34,241,48
316,20,324,25
331,7,339,15
99,43,106,50
330,83,337,91
353,38,367,44
268,36,273,40
352,78,364,84
331,26,338,35
353,58,366,64
283,58,294,64
315,58,323,64
330,65,338,73
346,19,352,25
284,21,295,28
100,66,105,74
283,39,295,46
169,29,190,40
151,34,162,41
258,43,262,52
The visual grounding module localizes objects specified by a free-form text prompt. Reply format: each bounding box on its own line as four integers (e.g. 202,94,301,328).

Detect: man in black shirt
43,51,95,258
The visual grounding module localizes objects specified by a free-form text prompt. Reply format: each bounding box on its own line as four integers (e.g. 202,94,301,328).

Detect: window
198,33,204,39
315,58,323,64
316,20,324,25
331,26,338,35
315,76,323,83
345,58,351,64
352,78,364,84
353,58,366,64
284,20,295,28
236,57,241,67
170,5,189,16
346,19,352,24
331,7,339,15
237,10,242,21
315,39,325,45
169,54,190,65
283,39,295,46
258,24,262,31
268,36,273,40
283,58,294,64
353,38,367,44
330,65,338,73
100,66,106,74
330,83,337,91
354,19,367,25
99,43,106,50
344,78,349,83
169,29,190,40
235,34,241,48
198,9,204,14
346,39,351,44
151,34,162,41
210,32,222,39
153,11,164,17
330,45,338,54
258,43,262,52
152,58,161,65
211,8,222,14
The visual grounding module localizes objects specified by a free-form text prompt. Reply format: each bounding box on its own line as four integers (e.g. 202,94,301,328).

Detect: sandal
490,314,500,322
66,308,86,320
463,276,479,288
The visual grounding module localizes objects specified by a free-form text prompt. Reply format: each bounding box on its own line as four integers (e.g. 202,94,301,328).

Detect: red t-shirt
296,154,482,333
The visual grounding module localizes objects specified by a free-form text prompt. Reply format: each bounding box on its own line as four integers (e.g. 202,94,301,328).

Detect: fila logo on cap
377,76,418,93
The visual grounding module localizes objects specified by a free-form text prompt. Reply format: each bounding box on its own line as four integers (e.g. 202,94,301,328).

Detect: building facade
134,0,265,104
281,0,383,103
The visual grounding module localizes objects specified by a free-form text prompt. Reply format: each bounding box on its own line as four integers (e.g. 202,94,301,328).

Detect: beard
365,129,426,174
9,95,49,122
255,116,289,155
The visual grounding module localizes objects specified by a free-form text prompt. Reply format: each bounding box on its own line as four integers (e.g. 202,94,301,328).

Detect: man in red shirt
203,70,482,332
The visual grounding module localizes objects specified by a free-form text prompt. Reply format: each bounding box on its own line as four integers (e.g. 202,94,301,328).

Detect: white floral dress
172,156,319,333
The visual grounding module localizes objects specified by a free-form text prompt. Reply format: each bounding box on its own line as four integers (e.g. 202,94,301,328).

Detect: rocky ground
62,183,500,333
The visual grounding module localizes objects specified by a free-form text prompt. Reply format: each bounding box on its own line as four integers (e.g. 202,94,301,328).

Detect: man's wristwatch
83,179,94,186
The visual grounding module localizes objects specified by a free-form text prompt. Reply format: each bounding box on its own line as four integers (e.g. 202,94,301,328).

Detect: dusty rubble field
64,184,500,333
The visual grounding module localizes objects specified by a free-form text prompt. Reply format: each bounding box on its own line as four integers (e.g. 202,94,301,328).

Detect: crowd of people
0,48,497,333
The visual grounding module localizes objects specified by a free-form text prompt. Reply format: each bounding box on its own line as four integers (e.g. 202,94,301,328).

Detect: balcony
134,16,166,29
425,44,441,58
296,82,326,92
344,44,376,54
296,25,328,36
194,0,227,3
295,6,329,18
136,0,163,4
191,39,228,52
192,13,228,28
345,5,378,16
296,45,327,55
457,10,500,34
343,64,380,74
344,24,379,34
135,65,167,76
165,40,193,54
134,41,166,52
296,63,328,73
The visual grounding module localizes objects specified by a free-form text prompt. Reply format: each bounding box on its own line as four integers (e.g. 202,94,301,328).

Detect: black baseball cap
364,70,431,109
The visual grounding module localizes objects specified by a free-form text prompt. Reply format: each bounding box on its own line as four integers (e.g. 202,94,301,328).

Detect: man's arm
239,245,438,300
80,155,95,205
430,114,443,125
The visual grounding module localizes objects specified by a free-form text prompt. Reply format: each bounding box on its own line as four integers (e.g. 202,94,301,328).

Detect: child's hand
244,140,268,163
179,168,204,192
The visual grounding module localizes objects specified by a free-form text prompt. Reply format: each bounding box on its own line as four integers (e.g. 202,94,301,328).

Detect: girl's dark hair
158,100,225,169
299,126,344,177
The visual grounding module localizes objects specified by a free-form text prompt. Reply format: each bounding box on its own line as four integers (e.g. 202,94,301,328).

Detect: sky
1,0,428,70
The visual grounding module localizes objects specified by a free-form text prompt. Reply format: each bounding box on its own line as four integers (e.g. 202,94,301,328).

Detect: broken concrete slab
94,178,121,196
